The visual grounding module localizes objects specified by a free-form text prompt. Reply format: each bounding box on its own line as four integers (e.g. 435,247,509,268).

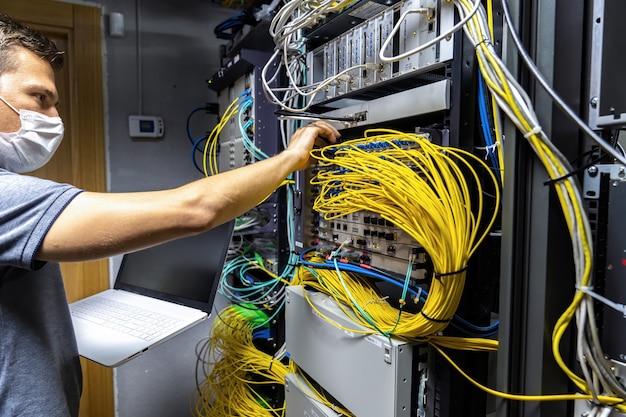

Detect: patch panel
398,0,438,75
306,46,326,105
229,75,250,141
379,8,395,82
324,40,338,100
300,130,446,278
209,50,280,168
311,213,430,279
218,137,248,171
363,17,381,87
336,33,350,96
349,25,365,92
302,0,454,105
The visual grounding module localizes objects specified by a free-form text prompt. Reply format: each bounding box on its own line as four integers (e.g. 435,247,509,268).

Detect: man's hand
284,120,341,172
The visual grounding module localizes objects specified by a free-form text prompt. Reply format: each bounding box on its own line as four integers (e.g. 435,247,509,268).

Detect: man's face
0,46,59,133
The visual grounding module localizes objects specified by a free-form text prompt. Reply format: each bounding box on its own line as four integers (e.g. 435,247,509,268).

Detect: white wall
65,0,236,415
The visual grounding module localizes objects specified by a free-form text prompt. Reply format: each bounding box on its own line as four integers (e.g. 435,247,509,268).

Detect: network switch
285,285,418,417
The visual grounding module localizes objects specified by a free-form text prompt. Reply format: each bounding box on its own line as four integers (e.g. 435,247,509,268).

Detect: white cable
576,285,626,317
576,301,599,402
379,0,481,63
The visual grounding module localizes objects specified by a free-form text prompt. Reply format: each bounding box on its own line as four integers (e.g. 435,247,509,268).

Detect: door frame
0,2,112,416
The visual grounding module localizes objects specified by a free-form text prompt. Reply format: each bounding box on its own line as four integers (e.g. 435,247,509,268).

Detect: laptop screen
113,220,234,312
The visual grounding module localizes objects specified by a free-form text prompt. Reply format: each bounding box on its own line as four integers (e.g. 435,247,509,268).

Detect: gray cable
501,0,626,167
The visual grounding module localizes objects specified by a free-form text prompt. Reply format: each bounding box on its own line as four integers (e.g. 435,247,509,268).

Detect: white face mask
0,96,64,173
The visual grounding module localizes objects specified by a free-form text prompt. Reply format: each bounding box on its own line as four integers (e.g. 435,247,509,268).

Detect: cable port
354,111,367,122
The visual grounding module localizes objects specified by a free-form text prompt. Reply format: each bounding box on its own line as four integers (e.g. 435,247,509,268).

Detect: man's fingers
307,121,340,145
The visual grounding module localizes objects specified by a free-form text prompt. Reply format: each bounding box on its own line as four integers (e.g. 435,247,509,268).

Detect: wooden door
0,2,113,416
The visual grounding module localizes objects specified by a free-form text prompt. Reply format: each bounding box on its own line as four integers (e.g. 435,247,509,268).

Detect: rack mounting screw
590,97,598,107
587,166,598,177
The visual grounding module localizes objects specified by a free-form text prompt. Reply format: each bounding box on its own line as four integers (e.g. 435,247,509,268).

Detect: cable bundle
202,89,251,177
297,247,500,337
294,256,499,353
193,305,294,417
218,254,288,328
306,129,500,338
262,0,374,112
455,0,626,409
202,88,271,176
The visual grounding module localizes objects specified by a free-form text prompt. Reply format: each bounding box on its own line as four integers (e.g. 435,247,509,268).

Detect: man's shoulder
0,169,51,188
0,169,79,196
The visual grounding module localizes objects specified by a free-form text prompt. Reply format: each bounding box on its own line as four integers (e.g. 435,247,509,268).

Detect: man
0,13,339,417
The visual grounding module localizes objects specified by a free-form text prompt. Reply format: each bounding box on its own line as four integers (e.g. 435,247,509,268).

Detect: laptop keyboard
70,296,184,341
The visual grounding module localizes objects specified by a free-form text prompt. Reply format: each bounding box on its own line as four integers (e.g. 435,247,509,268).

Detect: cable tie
473,37,491,50
543,157,605,186
576,284,626,317
434,266,468,279
523,126,543,139
413,286,423,303
421,310,451,323
475,143,499,160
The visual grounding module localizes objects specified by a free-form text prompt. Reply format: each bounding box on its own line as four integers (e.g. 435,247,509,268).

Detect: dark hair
0,13,64,74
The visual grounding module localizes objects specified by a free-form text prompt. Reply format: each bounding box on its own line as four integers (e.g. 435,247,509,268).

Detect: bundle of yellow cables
305,129,500,339
192,305,294,417
203,92,248,177
453,0,626,409
293,259,498,353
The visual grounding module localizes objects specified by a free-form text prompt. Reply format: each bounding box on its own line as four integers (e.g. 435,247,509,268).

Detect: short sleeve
0,169,83,269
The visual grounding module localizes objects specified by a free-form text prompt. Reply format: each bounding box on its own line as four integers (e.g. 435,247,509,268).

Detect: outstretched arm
36,121,340,262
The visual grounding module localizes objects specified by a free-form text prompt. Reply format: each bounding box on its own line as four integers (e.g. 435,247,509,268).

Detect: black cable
543,153,607,186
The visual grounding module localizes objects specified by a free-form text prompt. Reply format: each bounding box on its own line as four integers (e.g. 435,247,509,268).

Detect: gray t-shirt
0,169,83,417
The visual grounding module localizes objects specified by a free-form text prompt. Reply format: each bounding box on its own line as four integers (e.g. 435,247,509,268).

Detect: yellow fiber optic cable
299,129,499,340
192,305,294,417
431,342,626,407
453,0,621,408
293,267,499,353
203,94,242,177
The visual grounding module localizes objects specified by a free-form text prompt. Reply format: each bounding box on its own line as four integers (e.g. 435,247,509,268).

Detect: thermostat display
129,115,164,138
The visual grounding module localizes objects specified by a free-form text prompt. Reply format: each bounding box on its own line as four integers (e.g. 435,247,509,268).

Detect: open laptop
69,220,234,367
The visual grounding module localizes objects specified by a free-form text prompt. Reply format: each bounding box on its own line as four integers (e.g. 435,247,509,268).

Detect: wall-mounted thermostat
128,115,164,138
